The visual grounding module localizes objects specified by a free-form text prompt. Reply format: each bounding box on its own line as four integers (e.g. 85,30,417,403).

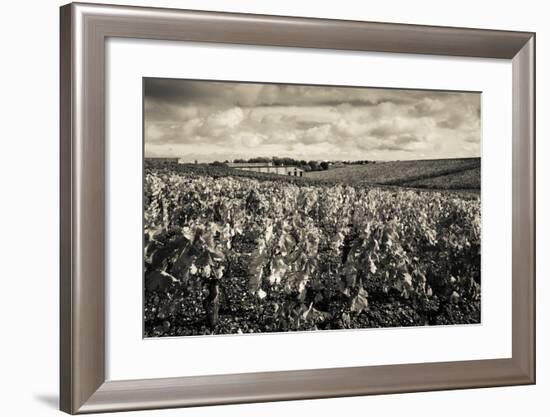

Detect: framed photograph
60,2,535,414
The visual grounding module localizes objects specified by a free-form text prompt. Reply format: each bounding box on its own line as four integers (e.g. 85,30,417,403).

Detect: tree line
212,157,331,171
211,157,377,171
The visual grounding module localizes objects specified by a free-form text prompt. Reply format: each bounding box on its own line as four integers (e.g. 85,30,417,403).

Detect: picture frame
59,2,535,414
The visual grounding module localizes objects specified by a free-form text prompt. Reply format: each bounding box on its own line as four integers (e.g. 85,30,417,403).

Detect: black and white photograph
143,78,481,337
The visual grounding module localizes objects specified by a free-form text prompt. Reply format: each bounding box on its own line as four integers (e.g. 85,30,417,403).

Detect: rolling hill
306,157,480,191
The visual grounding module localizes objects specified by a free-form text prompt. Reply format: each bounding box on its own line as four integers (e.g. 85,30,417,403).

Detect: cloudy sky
144,78,480,162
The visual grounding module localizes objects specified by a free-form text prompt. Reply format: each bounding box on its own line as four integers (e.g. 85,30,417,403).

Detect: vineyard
307,157,481,190
144,164,481,337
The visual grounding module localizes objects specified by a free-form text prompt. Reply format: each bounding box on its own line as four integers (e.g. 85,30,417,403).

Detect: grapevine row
144,166,481,334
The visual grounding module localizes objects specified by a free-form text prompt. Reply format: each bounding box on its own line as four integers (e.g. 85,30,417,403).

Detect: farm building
227,162,305,177
177,158,199,164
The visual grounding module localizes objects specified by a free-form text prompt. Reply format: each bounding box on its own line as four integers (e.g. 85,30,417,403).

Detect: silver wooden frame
60,2,535,414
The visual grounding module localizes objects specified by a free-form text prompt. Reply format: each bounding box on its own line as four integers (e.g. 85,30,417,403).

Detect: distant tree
211,161,226,166
308,160,319,171
299,160,307,166
320,161,329,170
234,158,246,163
248,157,270,163
301,165,312,172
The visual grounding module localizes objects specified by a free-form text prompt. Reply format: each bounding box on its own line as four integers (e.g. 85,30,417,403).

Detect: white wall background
0,0,545,416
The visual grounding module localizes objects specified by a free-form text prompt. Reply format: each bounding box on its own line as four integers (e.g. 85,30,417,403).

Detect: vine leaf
350,287,369,314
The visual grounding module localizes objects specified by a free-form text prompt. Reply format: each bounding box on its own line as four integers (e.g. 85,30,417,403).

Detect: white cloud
143,79,481,161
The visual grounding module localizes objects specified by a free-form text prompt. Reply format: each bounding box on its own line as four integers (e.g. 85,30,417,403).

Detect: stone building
227,162,304,177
